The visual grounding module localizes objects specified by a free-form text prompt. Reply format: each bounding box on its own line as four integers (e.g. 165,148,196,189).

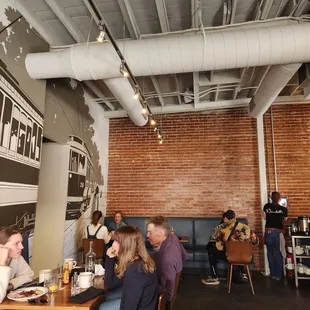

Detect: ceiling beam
84,81,115,110
45,0,85,43
116,0,140,39
150,76,165,106
174,74,182,105
230,0,238,24
292,0,308,17
191,0,201,28
104,96,309,118
260,0,274,20
193,72,199,109
155,0,170,32
82,0,101,25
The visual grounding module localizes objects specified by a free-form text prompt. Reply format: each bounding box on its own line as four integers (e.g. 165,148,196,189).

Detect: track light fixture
96,22,106,42
133,86,140,100
95,17,166,144
120,61,129,77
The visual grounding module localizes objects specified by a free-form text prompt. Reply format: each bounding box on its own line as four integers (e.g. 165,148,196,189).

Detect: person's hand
0,246,9,266
106,246,117,258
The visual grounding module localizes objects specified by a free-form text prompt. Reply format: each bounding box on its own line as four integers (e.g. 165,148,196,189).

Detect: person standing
263,191,288,280
85,211,110,244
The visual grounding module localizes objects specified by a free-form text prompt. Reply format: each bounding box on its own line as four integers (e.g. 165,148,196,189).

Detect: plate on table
7,286,48,302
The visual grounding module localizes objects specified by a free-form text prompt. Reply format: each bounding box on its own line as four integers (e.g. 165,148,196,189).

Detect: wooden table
1,277,105,310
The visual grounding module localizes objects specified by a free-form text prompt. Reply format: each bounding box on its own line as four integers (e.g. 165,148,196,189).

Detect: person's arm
0,265,11,303
283,207,288,221
104,256,122,290
101,226,111,244
0,247,11,303
157,261,176,301
262,205,266,220
9,256,34,289
121,267,146,310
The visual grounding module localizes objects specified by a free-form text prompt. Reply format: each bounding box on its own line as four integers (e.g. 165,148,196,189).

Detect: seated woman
85,211,110,244
0,227,34,303
108,211,127,233
100,225,158,310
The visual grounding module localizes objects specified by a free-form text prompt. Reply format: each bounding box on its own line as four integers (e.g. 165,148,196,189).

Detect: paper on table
95,264,105,276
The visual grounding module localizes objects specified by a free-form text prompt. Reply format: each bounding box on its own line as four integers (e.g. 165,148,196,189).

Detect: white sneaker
201,277,220,285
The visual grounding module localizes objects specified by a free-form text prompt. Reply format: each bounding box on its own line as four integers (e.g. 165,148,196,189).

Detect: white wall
32,143,70,276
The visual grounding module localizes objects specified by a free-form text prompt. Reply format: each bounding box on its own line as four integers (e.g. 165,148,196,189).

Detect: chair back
225,241,252,264
82,239,105,259
158,290,168,310
169,271,181,310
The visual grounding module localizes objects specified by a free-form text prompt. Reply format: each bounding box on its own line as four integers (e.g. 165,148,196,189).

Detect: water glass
45,273,59,293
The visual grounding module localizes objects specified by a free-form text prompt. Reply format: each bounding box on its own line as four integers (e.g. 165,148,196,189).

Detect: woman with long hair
100,225,158,310
85,211,110,244
263,191,288,280
0,227,34,303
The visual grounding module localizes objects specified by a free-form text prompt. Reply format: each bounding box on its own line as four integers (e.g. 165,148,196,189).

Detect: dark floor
175,272,310,310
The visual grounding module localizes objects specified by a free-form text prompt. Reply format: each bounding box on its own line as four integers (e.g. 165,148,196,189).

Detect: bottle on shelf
62,262,70,285
85,241,96,274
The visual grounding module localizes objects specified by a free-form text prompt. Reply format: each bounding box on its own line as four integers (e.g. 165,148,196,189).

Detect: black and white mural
44,79,108,261
0,1,48,262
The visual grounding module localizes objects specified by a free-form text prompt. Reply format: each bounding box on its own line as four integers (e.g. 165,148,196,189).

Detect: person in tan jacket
0,227,34,303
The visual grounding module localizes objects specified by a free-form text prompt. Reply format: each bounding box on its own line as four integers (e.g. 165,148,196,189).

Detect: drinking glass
45,273,59,293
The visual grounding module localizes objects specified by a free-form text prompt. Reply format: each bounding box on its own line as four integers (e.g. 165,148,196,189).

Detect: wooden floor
175,272,310,310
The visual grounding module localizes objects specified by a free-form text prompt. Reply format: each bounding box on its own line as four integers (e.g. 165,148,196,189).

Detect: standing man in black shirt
263,191,288,280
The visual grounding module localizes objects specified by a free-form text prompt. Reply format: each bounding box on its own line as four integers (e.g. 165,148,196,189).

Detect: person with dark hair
146,216,188,302
108,211,127,233
263,191,288,280
202,210,258,285
100,225,158,310
85,211,110,244
0,227,34,303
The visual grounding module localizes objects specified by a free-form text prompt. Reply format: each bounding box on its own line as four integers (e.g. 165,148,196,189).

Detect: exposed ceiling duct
249,63,302,118
26,23,310,80
8,0,147,127
25,22,310,118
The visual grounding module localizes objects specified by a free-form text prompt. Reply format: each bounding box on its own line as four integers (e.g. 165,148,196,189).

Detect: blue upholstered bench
104,216,248,270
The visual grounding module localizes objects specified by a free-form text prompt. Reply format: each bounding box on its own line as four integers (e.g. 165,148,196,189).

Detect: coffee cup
39,269,52,283
64,258,77,270
79,272,93,289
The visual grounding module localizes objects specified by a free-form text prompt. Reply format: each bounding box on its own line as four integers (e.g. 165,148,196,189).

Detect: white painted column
256,116,269,275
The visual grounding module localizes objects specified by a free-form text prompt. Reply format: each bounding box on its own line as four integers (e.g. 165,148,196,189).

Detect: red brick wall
107,105,310,269
264,105,310,219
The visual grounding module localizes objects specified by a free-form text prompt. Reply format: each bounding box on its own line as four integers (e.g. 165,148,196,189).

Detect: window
9,105,19,152
78,154,86,174
30,122,37,160
70,151,78,172
1,96,12,149
36,126,42,161
17,112,26,156
24,118,32,159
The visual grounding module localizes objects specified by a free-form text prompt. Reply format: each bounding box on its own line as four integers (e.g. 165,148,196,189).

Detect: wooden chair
168,271,182,310
158,290,168,310
225,241,255,295
82,239,105,262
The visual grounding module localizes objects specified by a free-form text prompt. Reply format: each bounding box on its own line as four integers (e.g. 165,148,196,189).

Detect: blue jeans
265,230,283,278
99,287,122,310
99,298,121,310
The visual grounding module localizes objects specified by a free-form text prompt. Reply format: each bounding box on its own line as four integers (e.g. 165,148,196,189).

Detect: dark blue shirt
264,203,288,229
105,257,158,310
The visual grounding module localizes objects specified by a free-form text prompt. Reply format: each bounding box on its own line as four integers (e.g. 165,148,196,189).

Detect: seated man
146,216,188,302
202,210,258,285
